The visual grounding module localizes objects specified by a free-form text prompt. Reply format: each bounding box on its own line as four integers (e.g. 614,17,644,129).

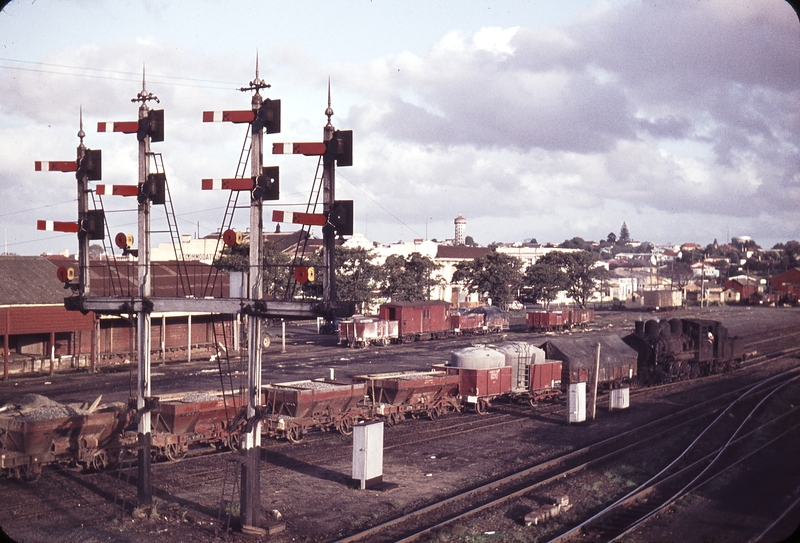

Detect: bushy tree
558,237,593,251
380,252,441,301
214,240,291,299
619,222,631,244
452,251,523,305
523,257,568,310
540,251,608,308
335,246,381,311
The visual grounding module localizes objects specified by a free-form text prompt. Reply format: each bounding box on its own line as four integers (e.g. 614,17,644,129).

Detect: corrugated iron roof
539,334,637,369
0,256,68,305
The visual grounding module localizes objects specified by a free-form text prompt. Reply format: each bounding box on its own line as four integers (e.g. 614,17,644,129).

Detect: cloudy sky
1,0,798,257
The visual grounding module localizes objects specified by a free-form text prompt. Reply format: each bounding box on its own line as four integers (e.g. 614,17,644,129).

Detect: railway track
551,372,800,542
329,362,800,543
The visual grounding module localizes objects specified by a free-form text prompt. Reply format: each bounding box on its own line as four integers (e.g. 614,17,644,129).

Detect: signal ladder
284,155,324,300
148,152,193,297
202,128,252,297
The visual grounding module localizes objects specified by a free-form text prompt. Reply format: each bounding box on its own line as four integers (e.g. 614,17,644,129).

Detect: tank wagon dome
495,342,546,365
450,345,505,369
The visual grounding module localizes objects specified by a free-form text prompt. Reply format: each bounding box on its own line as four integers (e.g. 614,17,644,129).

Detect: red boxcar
450,312,484,335
378,301,451,342
567,308,595,328
526,311,566,332
437,365,513,414
529,360,563,401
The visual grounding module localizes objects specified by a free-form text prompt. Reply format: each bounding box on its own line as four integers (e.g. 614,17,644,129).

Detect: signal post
38,63,355,534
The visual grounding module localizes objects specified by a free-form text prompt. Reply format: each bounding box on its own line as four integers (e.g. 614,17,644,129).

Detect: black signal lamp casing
83,209,105,240
137,109,164,143
329,200,353,236
77,149,102,181
254,99,281,134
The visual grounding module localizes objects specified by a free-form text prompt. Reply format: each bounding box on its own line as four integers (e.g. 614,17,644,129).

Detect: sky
1,0,799,257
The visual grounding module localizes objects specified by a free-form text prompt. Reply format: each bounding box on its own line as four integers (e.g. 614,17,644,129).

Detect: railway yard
1,306,800,543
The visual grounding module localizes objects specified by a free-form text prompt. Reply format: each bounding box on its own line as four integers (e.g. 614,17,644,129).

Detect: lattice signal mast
35,60,356,531
35,107,102,298
95,68,164,505
271,79,354,309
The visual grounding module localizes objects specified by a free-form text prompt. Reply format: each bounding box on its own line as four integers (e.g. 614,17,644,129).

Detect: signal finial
239,52,271,94
77,106,86,149
132,64,160,104
324,78,335,141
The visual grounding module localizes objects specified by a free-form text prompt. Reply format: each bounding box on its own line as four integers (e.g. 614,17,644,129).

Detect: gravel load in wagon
352,371,459,405
0,394,125,456
155,393,241,435
262,379,366,418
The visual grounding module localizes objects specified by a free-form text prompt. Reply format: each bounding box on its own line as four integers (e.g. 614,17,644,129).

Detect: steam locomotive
623,317,744,386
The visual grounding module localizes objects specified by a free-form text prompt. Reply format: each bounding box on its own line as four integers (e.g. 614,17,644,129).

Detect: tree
89,244,104,259
541,251,608,308
464,235,476,247
784,240,800,269
619,222,630,244
523,257,568,310
452,251,523,305
213,240,291,299
380,252,441,301
606,232,617,244
558,237,593,251
335,246,381,311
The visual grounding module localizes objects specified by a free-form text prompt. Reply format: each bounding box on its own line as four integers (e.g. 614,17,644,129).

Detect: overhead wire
0,58,240,90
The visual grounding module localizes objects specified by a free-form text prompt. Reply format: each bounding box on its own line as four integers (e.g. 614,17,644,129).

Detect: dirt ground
1,307,800,543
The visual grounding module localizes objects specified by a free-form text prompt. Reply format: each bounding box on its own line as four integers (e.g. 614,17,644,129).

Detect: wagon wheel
336,419,354,436
528,396,538,407
286,426,304,444
225,431,241,452
165,442,187,462
90,452,109,471
475,399,488,415
385,412,400,427
17,464,41,483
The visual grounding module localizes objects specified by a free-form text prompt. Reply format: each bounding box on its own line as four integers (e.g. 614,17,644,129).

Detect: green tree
523,257,568,310
214,240,291,299
452,251,523,305
558,237,593,251
335,246,381,311
784,240,800,269
89,244,104,259
380,252,441,301
541,251,608,308
619,222,631,244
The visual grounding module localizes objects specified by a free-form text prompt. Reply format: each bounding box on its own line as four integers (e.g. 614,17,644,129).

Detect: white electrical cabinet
568,382,587,424
352,422,384,490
